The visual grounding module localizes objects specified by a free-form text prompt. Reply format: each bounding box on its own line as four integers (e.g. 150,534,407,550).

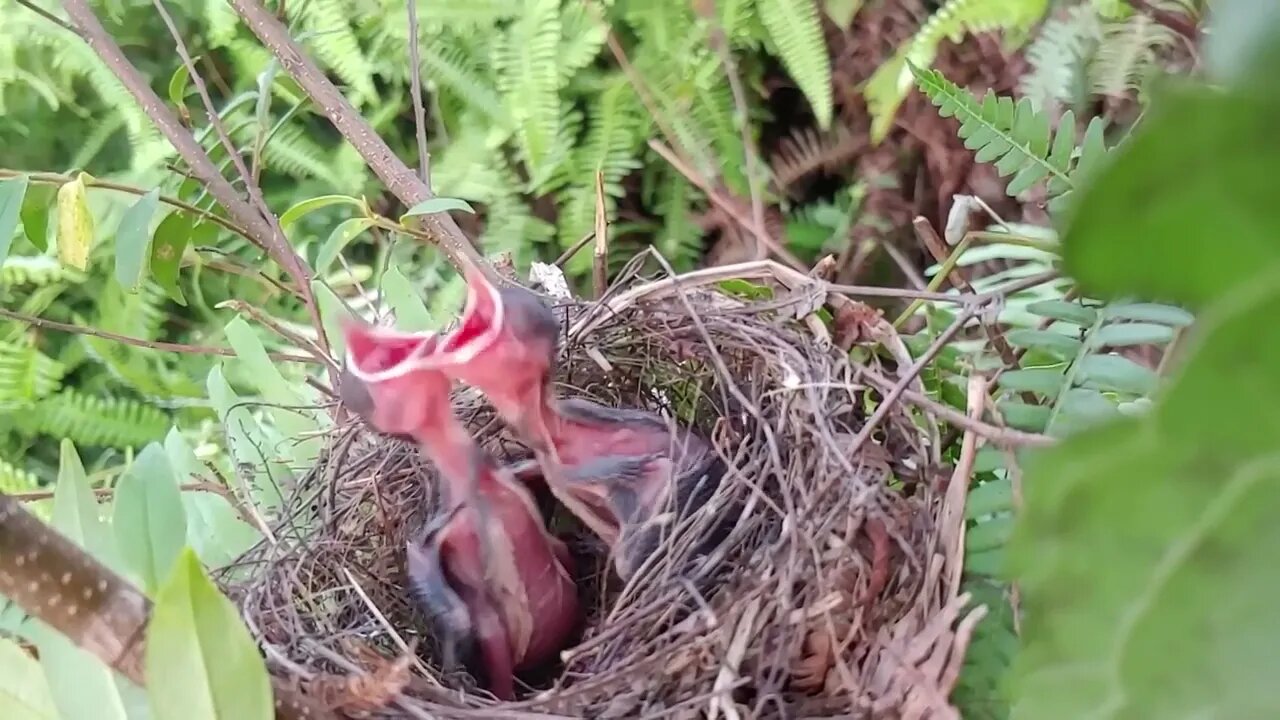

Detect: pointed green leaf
401,197,476,221
1005,328,1083,357
966,513,1014,554
114,189,160,292
380,266,435,332
151,212,192,306
278,195,361,231
314,217,374,274
1076,354,1158,395
998,367,1066,398
0,637,57,720
51,440,115,564
967,478,1014,520
112,442,187,595
30,626,128,720
146,549,273,720
1094,322,1176,347
312,280,352,360
20,182,55,251
164,429,260,569
1026,299,1098,326
167,64,190,109
0,175,30,269
1103,302,1195,327
1007,162,1050,196
998,400,1051,432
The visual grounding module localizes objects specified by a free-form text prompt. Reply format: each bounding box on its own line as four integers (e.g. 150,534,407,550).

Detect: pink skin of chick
427,266,727,580
342,320,580,701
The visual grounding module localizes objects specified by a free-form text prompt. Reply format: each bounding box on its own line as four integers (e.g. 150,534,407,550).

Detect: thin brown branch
225,0,501,284
0,307,318,364
405,0,431,185
13,0,76,33
150,0,330,360
556,231,597,269
0,493,339,720
593,170,609,299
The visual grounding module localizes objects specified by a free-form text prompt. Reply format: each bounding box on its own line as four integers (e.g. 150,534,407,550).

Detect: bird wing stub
404,510,476,673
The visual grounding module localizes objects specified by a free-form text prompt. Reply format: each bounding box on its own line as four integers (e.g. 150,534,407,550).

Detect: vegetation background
3,0,1277,718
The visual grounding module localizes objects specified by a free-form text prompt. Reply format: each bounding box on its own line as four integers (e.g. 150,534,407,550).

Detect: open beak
340,319,441,438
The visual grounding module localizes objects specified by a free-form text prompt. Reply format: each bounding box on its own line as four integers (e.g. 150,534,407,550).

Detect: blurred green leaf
163,429,260,570
112,442,187,595
966,478,1013,520
380,266,435,332
1103,302,1194,327
150,212,192,306
1094,322,1175,347
998,367,1065,397
998,400,1051,432
0,175,29,269
278,195,361,231
114,189,160,293
51,439,116,568
0,637,57,720
19,182,55,252
30,628,129,720
401,197,476,220
314,217,374,274
1005,329,1082,357
1075,354,1157,395
1026,299,1097,326
146,548,273,720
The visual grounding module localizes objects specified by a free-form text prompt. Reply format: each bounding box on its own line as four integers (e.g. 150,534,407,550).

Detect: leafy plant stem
1044,301,1106,432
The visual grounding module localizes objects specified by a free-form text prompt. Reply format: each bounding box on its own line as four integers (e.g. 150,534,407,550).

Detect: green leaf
0,175,30,270
967,478,1013,519
167,64,190,109
401,197,476,220
1008,277,1280,719
1005,329,1083,357
998,400,1051,432
114,189,160,293
278,195,361,231
998,367,1066,398
823,0,862,29
758,0,834,130
312,280,352,360
966,513,1013,554
0,637,57,720
29,627,128,720
314,217,374,274
1062,85,1280,307
55,174,94,271
151,212,192,306
163,429,260,570
1103,302,1195,327
112,442,187,595
1026,299,1098,326
380,266,435,332
20,182,55,251
51,440,115,563
146,548,273,720
1076,354,1158,395
1094,322,1176,347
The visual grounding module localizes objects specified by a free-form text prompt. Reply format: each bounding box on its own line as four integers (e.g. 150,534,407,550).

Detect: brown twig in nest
224,254,999,718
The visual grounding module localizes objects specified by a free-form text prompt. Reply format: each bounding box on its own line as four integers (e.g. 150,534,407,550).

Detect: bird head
340,319,451,439
431,264,561,444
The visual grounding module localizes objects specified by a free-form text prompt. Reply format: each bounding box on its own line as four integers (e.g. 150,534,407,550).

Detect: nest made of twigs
226,256,980,719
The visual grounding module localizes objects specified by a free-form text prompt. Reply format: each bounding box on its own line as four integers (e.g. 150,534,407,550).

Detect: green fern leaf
910,64,1112,211
24,389,170,449
0,454,41,495
757,0,833,129
298,0,379,106
0,338,66,410
496,0,565,185
865,0,1050,143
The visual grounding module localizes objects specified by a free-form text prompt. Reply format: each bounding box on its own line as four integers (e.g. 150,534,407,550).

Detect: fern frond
23,389,171,449
756,0,833,129
997,298,1193,435
0,339,66,410
297,0,379,106
911,65,1111,214
1018,4,1102,111
495,0,565,186
257,123,344,187
1088,12,1178,99
0,255,85,288
864,0,1050,143
558,2,609,84
0,454,41,495
418,31,509,127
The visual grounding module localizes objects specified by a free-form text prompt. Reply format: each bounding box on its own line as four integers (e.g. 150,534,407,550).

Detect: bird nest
226,257,980,719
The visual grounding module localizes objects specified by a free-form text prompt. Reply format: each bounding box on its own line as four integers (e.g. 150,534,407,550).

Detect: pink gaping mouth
435,263,504,365
342,319,440,383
